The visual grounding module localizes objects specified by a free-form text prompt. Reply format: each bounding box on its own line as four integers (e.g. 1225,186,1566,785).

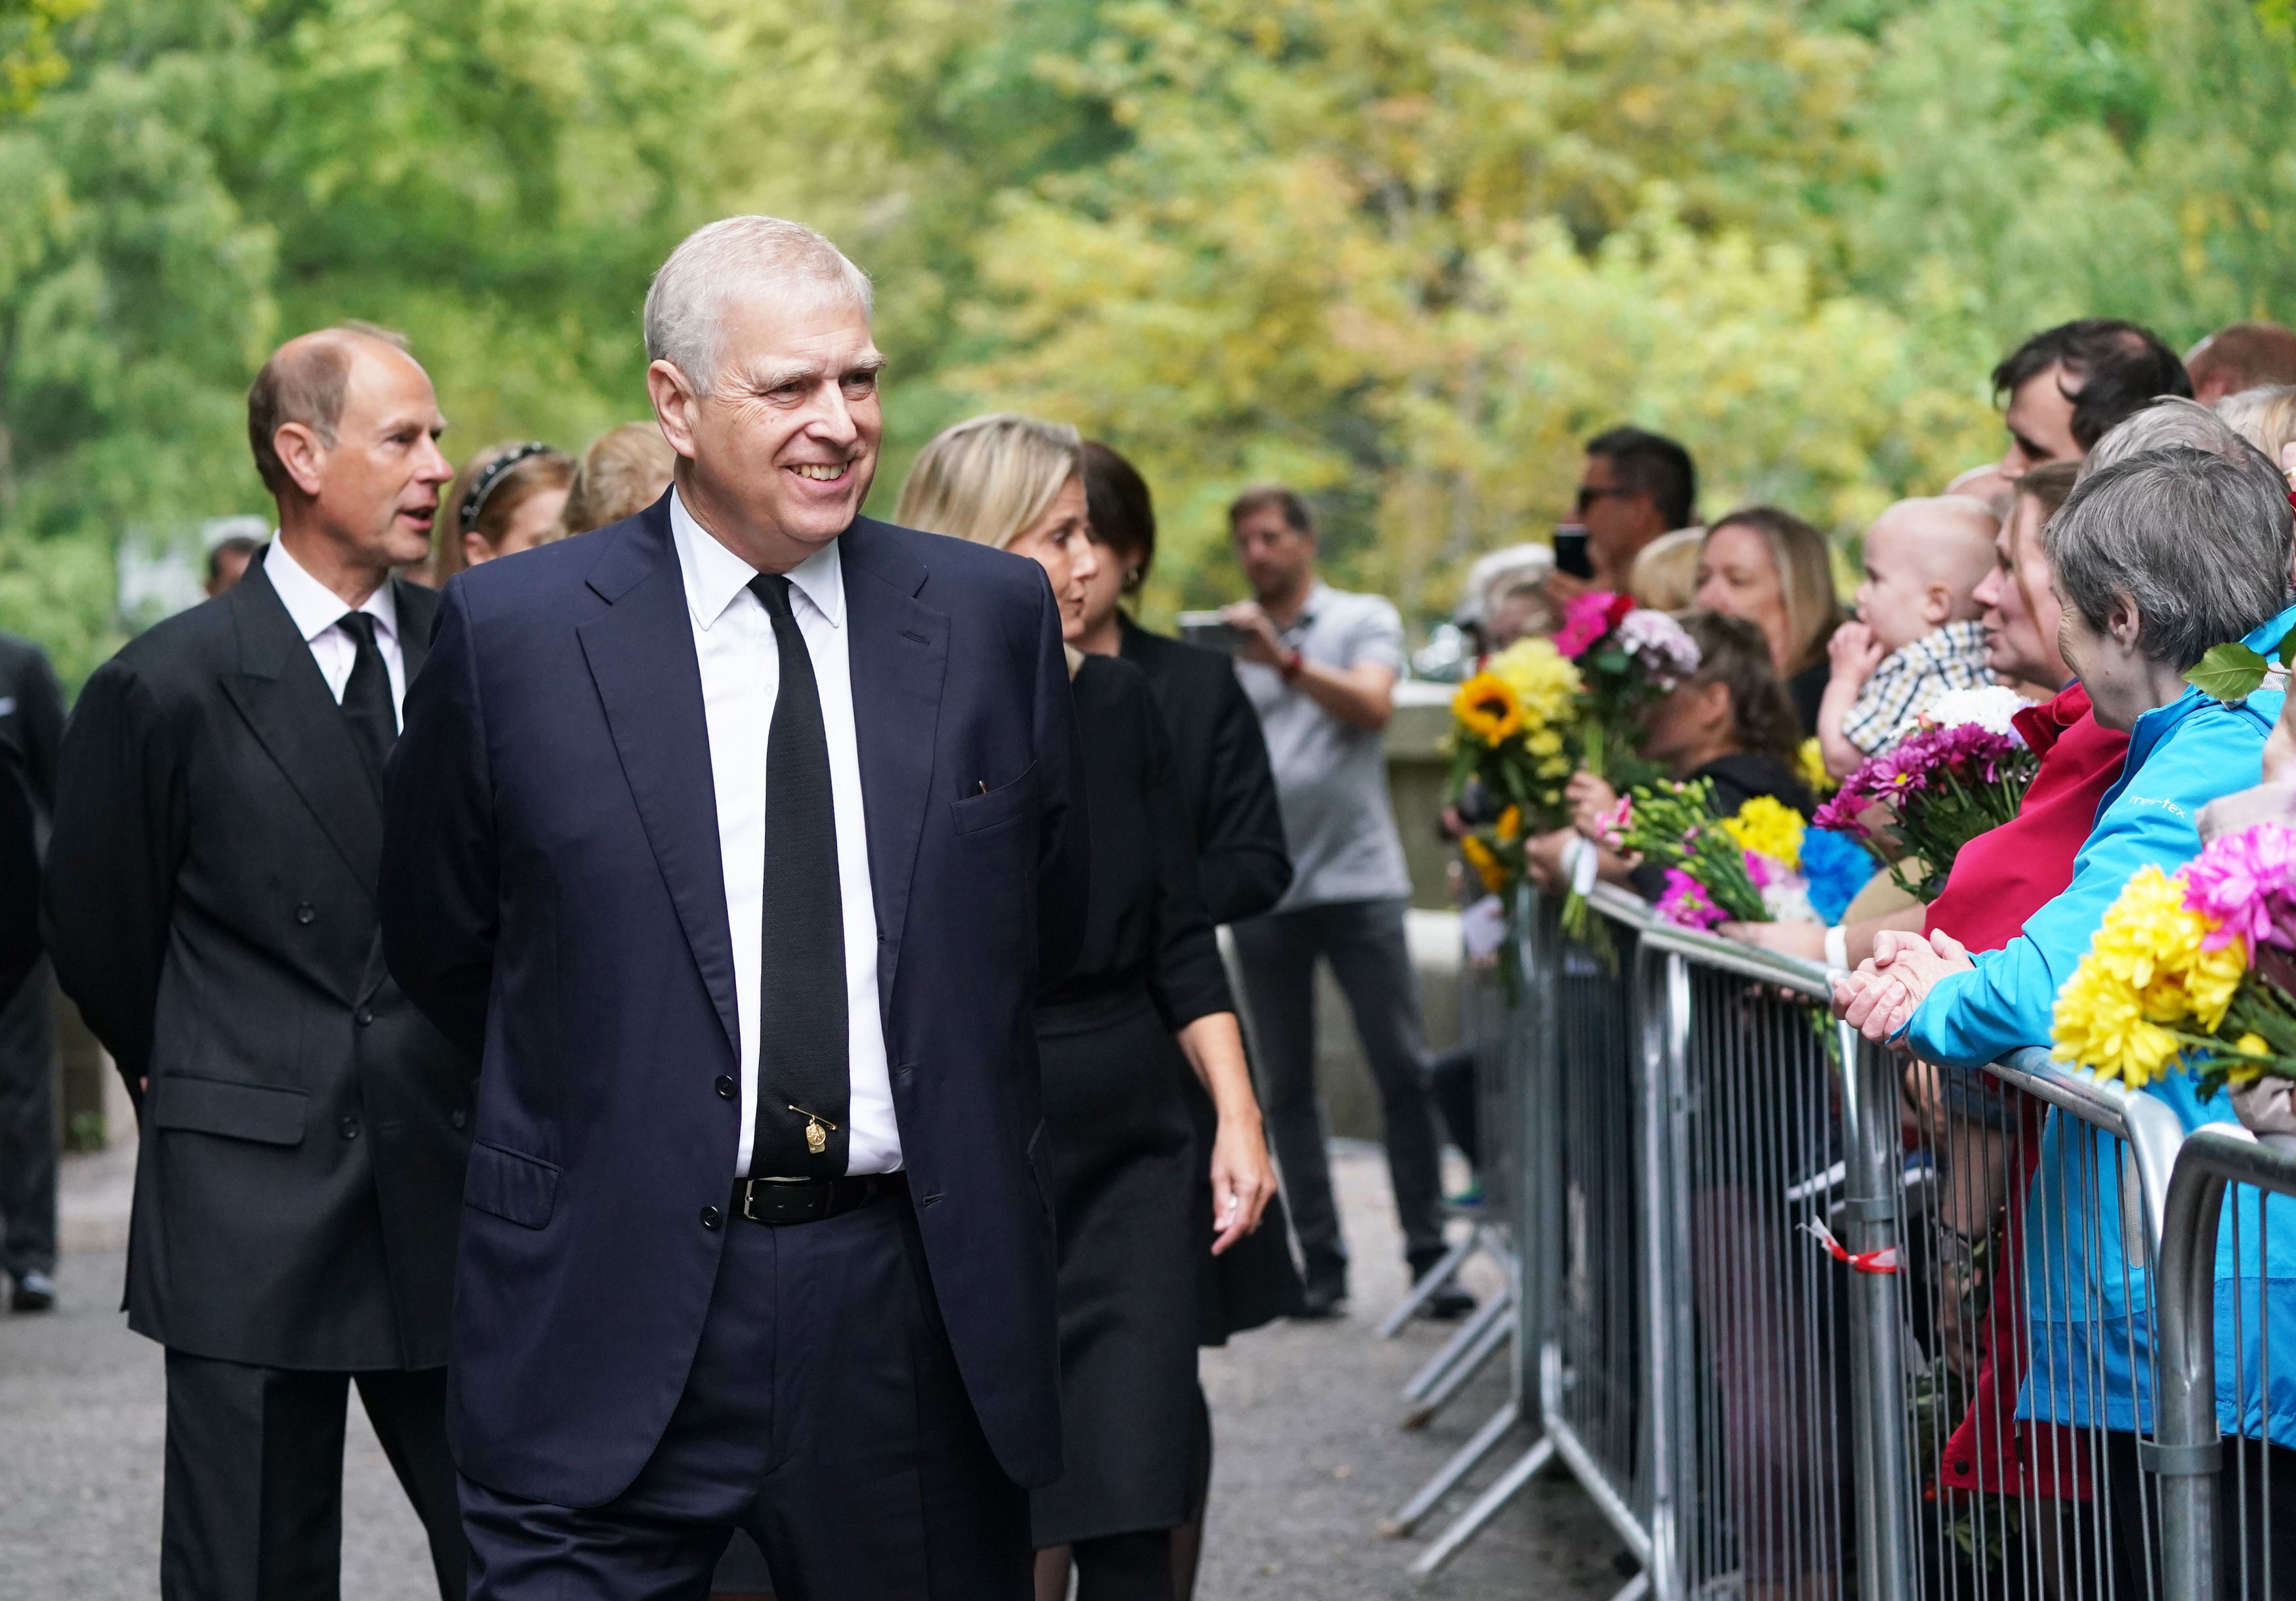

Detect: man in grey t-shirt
1221,487,1461,1320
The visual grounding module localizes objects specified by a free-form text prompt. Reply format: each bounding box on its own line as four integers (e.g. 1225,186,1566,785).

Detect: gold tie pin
789,1104,838,1155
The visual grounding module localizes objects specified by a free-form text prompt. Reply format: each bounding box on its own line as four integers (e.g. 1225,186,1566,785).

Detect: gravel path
1,1141,1624,1598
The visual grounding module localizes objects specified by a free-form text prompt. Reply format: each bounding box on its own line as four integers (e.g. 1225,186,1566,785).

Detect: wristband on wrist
1824,925,1849,970
1278,648,1305,682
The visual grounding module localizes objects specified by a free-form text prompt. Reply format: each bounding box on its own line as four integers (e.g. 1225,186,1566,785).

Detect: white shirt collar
668,487,844,632
263,535,399,644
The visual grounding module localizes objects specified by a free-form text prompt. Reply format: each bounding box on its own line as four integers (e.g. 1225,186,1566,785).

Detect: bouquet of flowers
2052,821,2296,1096
1605,781,1816,929
1553,591,1700,782
1812,685,2038,902
1446,637,1582,924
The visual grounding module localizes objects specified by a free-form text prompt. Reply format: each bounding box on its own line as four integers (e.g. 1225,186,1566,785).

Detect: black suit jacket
379,497,1090,1507
1117,615,1291,925
0,631,59,1007
44,559,475,1370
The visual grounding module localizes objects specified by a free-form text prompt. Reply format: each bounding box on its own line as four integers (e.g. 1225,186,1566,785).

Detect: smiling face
647,289,884,572
1006,475,1098,640
1692,522,1792,674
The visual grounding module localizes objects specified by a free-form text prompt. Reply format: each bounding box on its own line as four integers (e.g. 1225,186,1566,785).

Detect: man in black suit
380,215,1089,1600
45,323,474,1599
0,629,63,1312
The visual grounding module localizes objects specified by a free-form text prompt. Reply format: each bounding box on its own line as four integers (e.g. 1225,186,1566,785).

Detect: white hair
643,216,874,395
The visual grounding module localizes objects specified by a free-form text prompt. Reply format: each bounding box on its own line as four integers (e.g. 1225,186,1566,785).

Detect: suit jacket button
295,903,316,925
714,1075,736,1099
699,1206,724,1230
451,1108,467,1130
338,1115,360,1140
354,1006,375,1026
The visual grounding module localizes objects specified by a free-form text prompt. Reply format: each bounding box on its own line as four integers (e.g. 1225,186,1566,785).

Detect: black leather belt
731,1171,905,1226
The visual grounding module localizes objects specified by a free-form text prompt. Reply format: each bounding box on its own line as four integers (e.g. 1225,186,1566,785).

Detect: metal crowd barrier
1381,883,2296,1601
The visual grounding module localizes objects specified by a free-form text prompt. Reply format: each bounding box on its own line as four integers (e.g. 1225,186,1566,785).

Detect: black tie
337,612,396,790
748,574,850,1177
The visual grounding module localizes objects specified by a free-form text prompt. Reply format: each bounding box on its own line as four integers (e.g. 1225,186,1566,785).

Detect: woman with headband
432,440,575,584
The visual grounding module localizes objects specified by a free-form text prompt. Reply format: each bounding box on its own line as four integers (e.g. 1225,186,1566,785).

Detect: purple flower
1656,868,1726,930
2183,821,2296,951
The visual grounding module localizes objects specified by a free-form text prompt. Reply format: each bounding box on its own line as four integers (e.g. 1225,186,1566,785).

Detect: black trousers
161,1353,466,1600
0,959,56,1279
1229,898,1447,1278
463,1187,1030,1601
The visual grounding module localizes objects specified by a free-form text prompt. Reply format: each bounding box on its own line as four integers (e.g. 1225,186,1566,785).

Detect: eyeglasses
1575,485,1637,514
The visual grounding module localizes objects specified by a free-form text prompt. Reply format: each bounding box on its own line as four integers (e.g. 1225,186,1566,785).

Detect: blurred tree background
2,0,2293,679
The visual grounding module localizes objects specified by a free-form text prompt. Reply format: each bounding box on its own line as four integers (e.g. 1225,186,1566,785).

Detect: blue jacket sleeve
1906,705,2268,1068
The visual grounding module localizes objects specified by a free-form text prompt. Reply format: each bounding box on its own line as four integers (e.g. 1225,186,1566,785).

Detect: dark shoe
1418,1284,1476,1321
10,1270,54,1312
1294,1260,1349,1321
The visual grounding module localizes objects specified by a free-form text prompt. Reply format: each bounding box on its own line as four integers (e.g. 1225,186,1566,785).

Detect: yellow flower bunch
1719,795,1805,871
1794,737,1836,799
2051,865,2249,1087
1486,637,1580,731
1460,834,1507,894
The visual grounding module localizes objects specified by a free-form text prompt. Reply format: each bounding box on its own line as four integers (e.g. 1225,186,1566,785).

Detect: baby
1818,495,1999,779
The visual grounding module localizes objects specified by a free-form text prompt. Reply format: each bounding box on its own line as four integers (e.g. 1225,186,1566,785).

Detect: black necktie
337,612,396,790
748,574,850,1177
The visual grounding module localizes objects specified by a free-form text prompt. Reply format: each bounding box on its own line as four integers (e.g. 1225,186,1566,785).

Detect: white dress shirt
262,537,407,723
670,490,901,1176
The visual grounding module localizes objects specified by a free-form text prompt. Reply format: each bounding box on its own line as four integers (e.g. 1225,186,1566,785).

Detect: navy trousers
462,1188,1031,1601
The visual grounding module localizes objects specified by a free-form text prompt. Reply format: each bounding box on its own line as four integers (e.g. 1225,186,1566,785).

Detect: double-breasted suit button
338,1115,360,1140
354,1005,374,1026
699,1207,723,1230
714,1075,736,1099
451,1109,466,1130
295,903,316,925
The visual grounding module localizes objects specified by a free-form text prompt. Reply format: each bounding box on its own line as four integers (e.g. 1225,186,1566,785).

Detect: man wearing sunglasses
1550,426,1698,604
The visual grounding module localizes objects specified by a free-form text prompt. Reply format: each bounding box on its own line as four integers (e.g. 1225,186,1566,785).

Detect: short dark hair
206,535,260,587
1991,320,2192,453
1584,426,1696,531
1084,442,1156,596
1227,484,1315,537
1679,609,1803,767
246,322,412,498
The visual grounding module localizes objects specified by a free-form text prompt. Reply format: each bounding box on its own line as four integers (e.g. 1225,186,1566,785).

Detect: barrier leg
1401,1279,1514,1402
1403,1304,1517,1429
1377,1398,1521,1536
1408,1434,1557,1575
1376,1224,1482,1338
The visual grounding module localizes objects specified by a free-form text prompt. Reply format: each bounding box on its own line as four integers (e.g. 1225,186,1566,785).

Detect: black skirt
1031,989,1201,1548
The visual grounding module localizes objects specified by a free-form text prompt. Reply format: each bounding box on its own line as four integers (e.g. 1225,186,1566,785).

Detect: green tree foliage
4,0,2296,678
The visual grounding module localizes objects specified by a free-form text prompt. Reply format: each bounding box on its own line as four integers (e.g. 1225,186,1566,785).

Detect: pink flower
1656,868,1725,930
2184,821,2296,951
1554,590,1632,659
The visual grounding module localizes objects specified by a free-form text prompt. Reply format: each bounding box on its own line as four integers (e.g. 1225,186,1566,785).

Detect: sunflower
1460,833,1508,894
1452,673,1523,744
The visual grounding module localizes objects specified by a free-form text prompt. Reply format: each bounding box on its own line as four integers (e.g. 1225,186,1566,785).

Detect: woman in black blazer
1077,441,1305,1600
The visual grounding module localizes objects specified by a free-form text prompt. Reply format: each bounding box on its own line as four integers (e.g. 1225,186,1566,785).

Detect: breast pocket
951,763,1036,837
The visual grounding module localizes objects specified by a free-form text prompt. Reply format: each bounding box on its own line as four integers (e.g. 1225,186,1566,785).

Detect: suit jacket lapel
576,505,741,1056
841,519,947,1020
393,577,438,686
218,559,386,897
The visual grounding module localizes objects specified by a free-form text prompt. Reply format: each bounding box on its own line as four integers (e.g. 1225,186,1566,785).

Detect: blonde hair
435,440,573,584
895,413,1081,549
1629,526,1704,612
2216,384,2296,465
562,423,676,535
1704,507,1842,677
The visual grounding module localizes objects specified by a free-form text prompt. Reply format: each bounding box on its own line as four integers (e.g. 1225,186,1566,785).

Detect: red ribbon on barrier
1805,1219,1900,1274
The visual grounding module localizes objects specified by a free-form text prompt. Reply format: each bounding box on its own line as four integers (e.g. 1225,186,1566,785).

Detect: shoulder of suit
104,587,243,680
447,521,630,619
846,516,1042,604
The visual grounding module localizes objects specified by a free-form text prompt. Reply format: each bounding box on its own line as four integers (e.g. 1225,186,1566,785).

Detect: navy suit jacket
379,495,1088,1507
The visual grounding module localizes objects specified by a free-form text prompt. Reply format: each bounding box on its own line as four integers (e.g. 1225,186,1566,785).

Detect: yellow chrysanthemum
2049,863,2248,1083
1452,673,1522,744
1719,795,1805,871
1460,834,1507,894
1485,638,1581,733
1795,737,1837,799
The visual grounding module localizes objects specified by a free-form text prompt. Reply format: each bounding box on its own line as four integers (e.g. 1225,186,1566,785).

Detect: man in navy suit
380,217,1089,1600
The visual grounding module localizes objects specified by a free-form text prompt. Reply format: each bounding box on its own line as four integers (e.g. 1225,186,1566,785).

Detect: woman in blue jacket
1835,445,2296,1593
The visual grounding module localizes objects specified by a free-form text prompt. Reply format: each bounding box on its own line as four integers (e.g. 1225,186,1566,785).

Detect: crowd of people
5,207,2296,1599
